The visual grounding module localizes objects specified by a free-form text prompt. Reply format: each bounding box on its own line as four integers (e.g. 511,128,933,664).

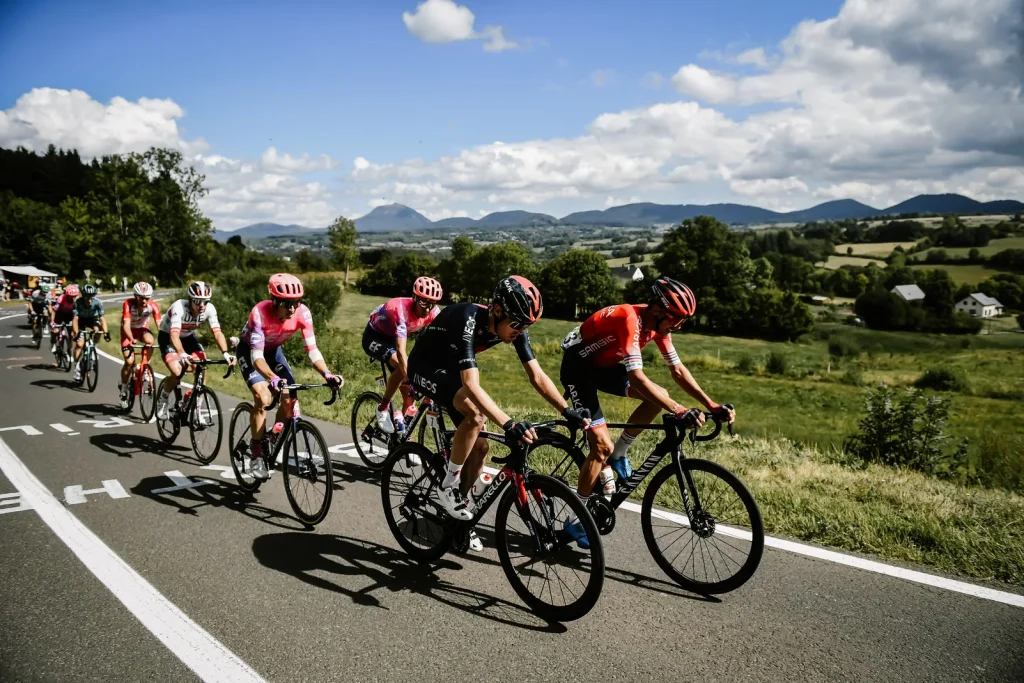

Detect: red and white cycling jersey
562,303,680,372
158,299,220,337
122,298,161,330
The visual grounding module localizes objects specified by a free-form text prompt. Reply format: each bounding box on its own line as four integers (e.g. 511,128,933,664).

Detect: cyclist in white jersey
156,281,235,418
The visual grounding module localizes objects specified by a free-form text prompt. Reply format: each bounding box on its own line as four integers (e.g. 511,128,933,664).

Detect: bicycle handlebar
266,382,339,410
173,356,236,380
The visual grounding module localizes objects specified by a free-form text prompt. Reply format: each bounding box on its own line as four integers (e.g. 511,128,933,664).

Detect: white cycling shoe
436,486,473,521
468,530,483,552
375,408,395,434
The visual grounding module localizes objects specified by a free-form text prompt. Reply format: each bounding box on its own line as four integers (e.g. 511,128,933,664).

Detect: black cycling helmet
81,283,98,298
493,275,543,325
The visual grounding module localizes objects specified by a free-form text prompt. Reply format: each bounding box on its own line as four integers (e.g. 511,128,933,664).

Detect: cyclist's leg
139,330,155,365
450,387,490,495
363,325,401,428
561,351,627,497
267,346,295,427
157,331,184,392
120,329,136,386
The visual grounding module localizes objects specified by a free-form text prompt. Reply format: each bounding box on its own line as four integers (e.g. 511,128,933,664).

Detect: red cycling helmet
650,277,696,317
268,273,304,300
493,275,543,324
412,276,442,302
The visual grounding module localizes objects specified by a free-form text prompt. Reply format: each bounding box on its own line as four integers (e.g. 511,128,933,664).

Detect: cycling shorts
75,319,102,340
236,340,295,388
121,327,154,349
406,357,464,427
53,311,74,326
559,349,631,429
30,301,48,314
158,329,205,364
362,324,397,363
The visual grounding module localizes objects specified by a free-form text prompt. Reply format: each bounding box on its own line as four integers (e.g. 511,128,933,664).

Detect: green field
818,255,889,269
912,236,1024,260
907,263,1010,285
605,254,651,268
835,241,919,258
96,290,1024,586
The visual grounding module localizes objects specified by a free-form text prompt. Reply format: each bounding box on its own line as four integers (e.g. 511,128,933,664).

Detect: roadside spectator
121,276,127,292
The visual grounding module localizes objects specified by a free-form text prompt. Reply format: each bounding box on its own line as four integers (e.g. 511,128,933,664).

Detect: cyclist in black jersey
407,276,591,525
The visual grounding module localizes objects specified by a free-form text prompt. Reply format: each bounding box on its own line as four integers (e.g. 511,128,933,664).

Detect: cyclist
118,282,162,408
363,276,442,434
406,275,591,546
27,283,53,335
71,284,110,382
236,273,344,479
558,276,735,547
49,283,78,356
155,281,235,419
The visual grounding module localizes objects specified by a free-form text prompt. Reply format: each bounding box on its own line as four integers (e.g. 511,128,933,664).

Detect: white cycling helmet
187,281,212,302
133,281,153,298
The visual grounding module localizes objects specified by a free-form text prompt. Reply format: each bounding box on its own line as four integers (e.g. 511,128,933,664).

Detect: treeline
357,216,815,341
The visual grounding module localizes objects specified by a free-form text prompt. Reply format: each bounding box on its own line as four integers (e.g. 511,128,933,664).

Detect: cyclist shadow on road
328,458,383,489
252,532,568,633
30,377,81,391
90,432,207,466
130,474,309,531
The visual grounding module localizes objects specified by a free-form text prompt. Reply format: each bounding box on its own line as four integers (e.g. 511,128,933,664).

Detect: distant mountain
785,199,879,222
562,202,784,226
212,222,323,242
978,199,1024,214
432,216,479,229
882,193,985,215
476,210,559,228
355,203,433,232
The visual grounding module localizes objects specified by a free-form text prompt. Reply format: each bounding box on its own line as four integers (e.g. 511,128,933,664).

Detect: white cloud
402,0,519,52
604,195,644,207
353,0,1024,216
260,146,336,173
422,207,470,221
641,72,664,89
590,69,614,87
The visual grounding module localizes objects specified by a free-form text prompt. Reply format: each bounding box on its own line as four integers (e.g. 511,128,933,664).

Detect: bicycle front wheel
228,402,261,493
495,473,605,622
84,346,99,392
282,419,333,525
138,366,156,422
380,442,450,563
641,458,764,595
351,391,391,470
189,386,223,464
154,379,180,444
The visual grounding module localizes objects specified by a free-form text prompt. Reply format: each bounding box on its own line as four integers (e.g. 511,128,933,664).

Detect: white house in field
955,293,1004,318
891,284,926,302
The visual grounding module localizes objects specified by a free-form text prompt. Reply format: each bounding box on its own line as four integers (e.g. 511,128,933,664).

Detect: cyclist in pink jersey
361,276,442,434
235,273,344,479
48,284,78,356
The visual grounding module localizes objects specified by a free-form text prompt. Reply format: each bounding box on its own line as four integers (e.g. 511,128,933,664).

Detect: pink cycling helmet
268,273,304,300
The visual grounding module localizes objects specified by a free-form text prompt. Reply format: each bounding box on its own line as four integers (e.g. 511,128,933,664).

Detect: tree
540,249,621,320
437,235,476,301
327,215,359,284
461,241,537,301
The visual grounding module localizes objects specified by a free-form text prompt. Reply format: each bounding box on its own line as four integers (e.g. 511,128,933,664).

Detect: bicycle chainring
587,496,616,535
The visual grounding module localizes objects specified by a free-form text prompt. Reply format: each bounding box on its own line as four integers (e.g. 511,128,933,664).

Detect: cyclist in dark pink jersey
361,276,442,434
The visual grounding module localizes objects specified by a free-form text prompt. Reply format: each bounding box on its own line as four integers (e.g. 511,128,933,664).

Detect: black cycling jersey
408,302,535,372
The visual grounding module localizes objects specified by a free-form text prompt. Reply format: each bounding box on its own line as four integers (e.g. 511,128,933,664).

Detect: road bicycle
228,383,338,525
29,312,44,349
73,329,104,392
121,343,157,422
154,356,233,464
350,356,448,470
381,421,605,622
51,322,73,372
531,406,765,595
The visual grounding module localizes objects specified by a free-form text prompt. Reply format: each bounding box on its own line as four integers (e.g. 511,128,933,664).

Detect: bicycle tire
351,391,391,470
189,386,223,465
138,366,156,422
380,442,450,563
228,402,262,492
640,458,764,595
85,346,98,392
495,473,605,622
154,379,180,444
282,420,333,525
61,337,73,372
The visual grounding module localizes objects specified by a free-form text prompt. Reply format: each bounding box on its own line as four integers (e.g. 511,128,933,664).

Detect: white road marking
152,470,214,494
90,331,1024,610
0,425,43,436
50,423,75,433
63,480,131,505
0,436,266,682
77,417,134,430
0,491,32,515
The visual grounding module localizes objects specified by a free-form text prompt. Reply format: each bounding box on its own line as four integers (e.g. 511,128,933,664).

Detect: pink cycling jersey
368,297,440,339
241,299,322,363
54,293,76,318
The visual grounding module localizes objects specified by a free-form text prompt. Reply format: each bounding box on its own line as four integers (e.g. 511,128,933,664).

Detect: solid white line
96,347,192,389
0,436,266,682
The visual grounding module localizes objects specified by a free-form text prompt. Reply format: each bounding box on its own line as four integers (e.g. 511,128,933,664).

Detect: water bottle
599,467,616,500
268,421,284,450
471,472,493,502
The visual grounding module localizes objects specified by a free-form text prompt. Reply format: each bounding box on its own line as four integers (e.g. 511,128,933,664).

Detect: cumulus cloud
354,0,1024,215
260,146,336,173
402,0,519,52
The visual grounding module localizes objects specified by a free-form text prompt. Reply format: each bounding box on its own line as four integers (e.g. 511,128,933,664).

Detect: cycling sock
250,438,264,460
442,460,463,489
402,395,416,414
377,399,390,412
609,431,637,461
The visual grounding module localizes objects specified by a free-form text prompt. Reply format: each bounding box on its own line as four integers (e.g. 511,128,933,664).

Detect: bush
915,367,969,393
844,385,970,480
839,366,864,386
765,351,788,375
828,336,861,359
736,355,757,374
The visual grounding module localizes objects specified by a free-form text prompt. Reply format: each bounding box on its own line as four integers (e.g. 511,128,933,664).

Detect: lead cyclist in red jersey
559,277,734,544
119,282,162,408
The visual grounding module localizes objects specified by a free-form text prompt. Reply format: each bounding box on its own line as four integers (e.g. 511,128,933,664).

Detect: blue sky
1,0,1020,229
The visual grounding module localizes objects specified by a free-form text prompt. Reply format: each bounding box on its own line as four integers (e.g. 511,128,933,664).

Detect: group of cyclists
28,267,734,552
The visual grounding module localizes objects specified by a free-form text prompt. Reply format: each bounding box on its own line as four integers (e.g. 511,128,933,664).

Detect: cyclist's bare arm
459,367,512,428
523,359,570,412
252,356,275,382
169,328,188,362
210,328,233,357
668,363,716,408
626,368,684,413
121,316,133,341
72,316,80,335
394,336,409,374
99,317,109,333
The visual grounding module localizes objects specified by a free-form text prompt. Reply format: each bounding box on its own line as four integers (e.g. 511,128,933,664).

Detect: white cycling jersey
158,299,221,337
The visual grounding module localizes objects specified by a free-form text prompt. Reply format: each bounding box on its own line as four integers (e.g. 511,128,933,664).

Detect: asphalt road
0,310,1021,683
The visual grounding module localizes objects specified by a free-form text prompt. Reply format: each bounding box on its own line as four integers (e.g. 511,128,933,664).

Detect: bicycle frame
130,343,153,396
262,384,339,463
366,356,449,449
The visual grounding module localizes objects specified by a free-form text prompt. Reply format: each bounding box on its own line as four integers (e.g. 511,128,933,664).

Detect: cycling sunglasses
274,297,303,308
508,319,532,331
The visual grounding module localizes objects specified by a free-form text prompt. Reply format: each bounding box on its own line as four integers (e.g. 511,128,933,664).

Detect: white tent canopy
0,265,59,278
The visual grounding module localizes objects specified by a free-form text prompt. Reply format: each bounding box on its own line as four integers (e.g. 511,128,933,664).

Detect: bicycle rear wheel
61,336,73,372
380,442,450,563
228,402,262,492
84,346,98,392
138,366,156,422
351,391,392,470
495,473,605,622
282,420,333,525
189,386,223,464
154,379,180,444
641,458,764,595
